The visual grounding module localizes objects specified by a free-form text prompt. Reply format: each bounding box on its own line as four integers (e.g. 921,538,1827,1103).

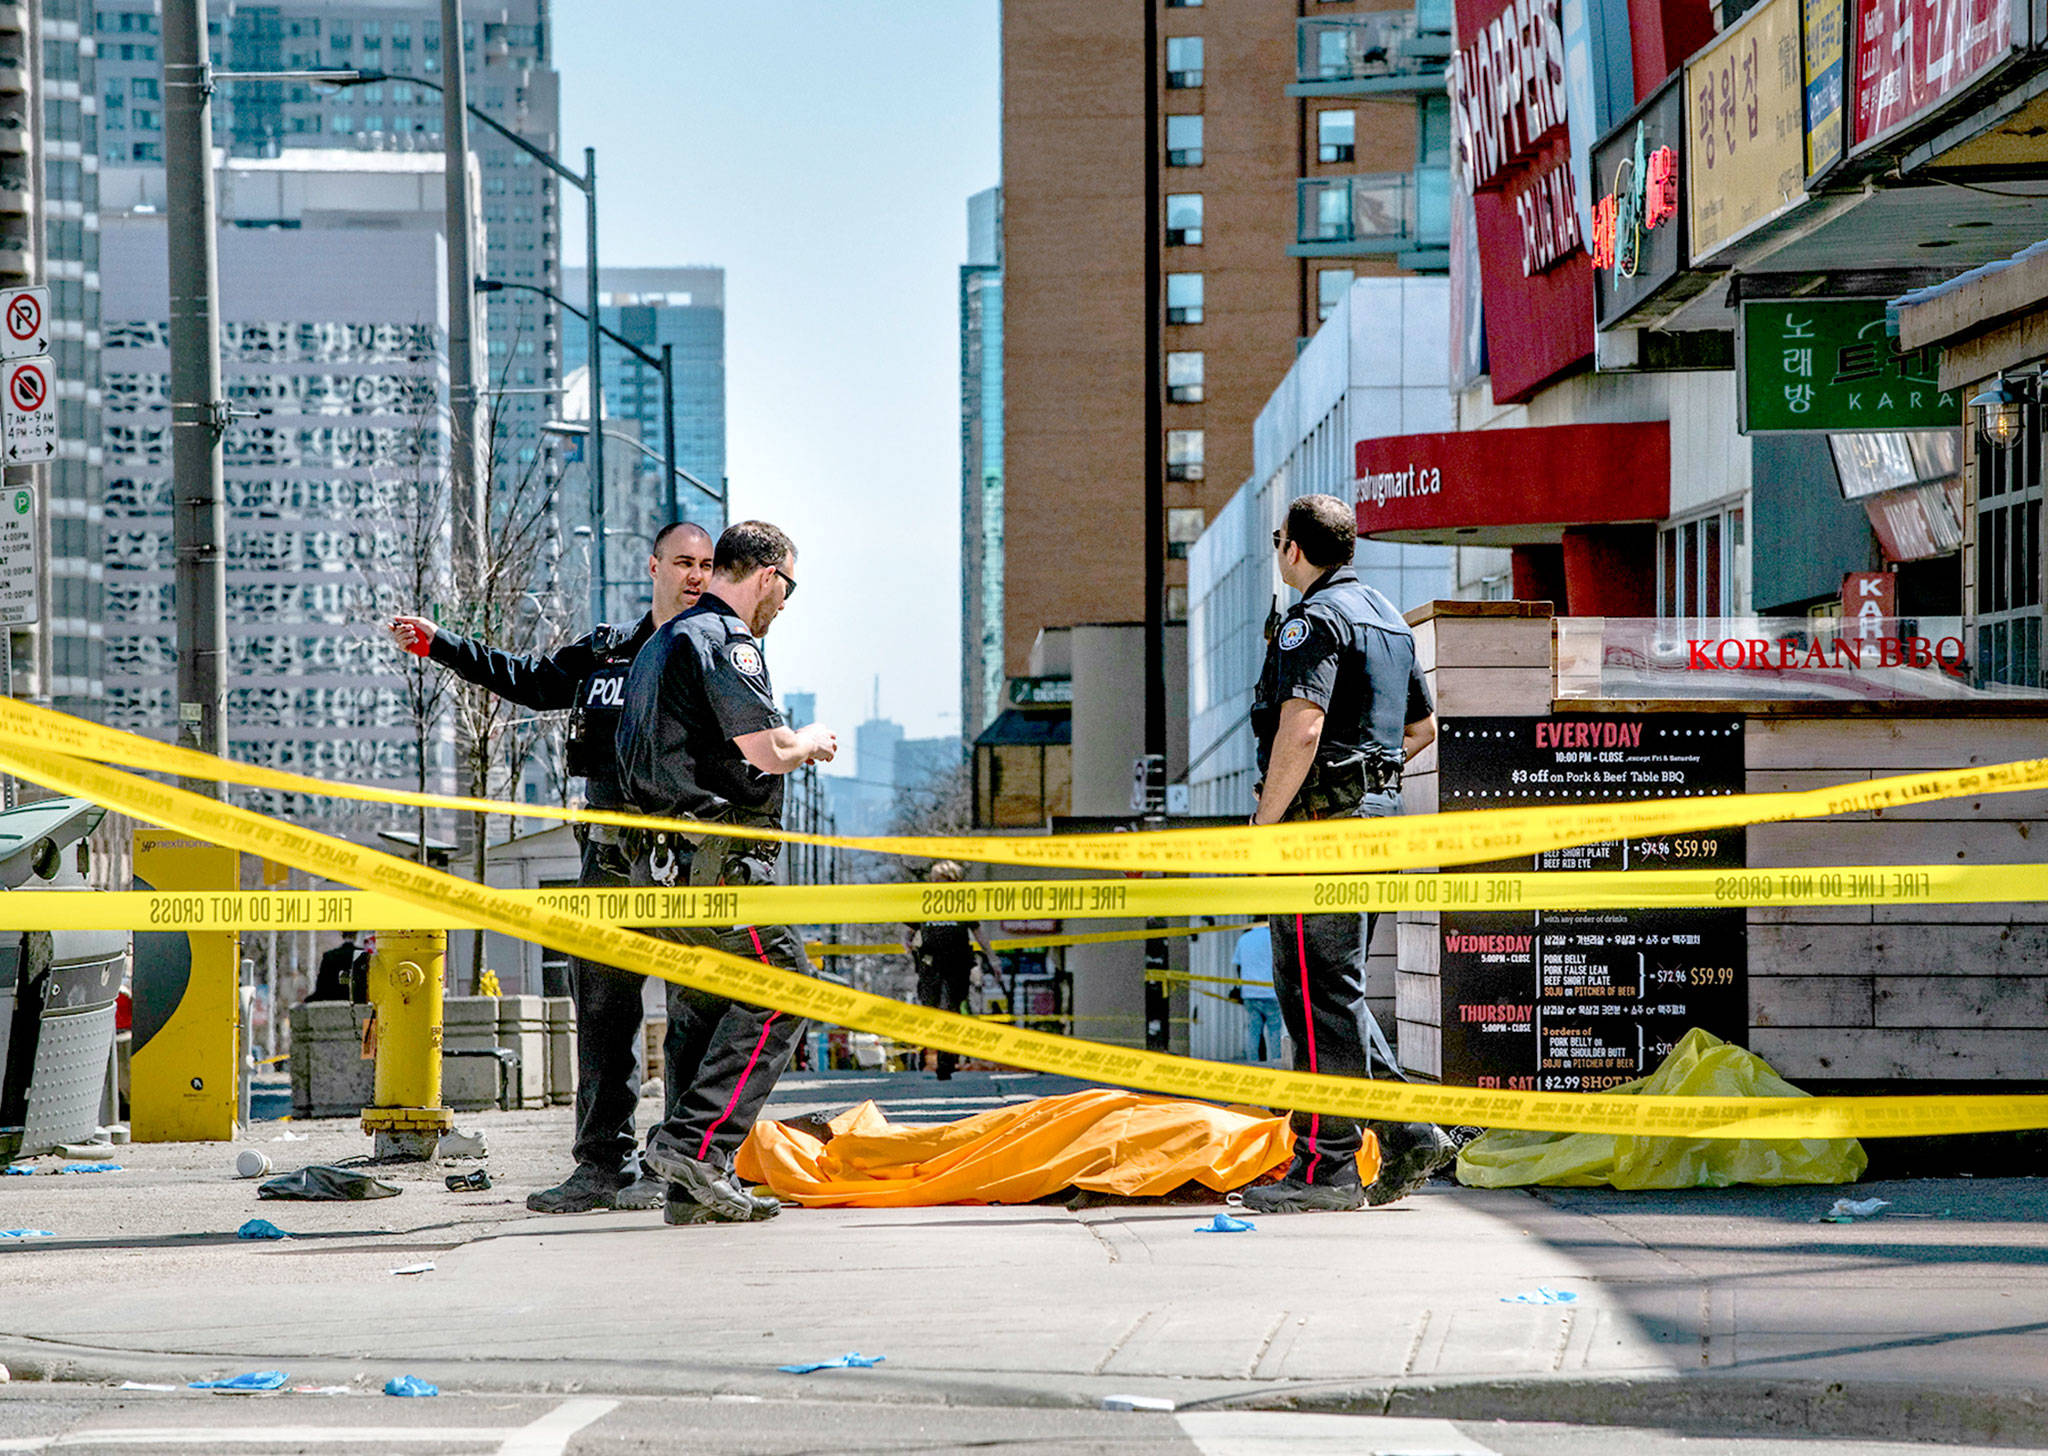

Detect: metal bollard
360,930,454,1160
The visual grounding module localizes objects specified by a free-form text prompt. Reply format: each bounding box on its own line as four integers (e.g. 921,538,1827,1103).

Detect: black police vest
565,622,646,791
1253,575,1415,814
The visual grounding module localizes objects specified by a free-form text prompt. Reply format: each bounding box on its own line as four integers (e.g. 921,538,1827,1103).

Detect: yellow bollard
359,930,454,1159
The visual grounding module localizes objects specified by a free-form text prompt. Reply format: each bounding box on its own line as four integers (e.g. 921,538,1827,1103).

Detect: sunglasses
1272,529,1291,552
774,567,798,600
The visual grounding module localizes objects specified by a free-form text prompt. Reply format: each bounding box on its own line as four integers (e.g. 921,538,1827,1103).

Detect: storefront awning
1355,421,1670,546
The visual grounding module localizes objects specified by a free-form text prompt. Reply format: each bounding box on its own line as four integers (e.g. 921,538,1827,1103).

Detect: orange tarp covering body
735,1087,1379,1207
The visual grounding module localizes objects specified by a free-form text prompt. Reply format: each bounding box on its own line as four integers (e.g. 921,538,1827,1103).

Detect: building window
1167,0,1202,6
1419,94,1452,167
1166,350,1204,403
1318,109,1355,164
1166,429,1205,481
130,77,160,101
1166,272,1203,325
1165,192,1203,246
1976,408,2043,687
1317,269,1354,321
1166,113,1203,167
1166,507,1206,559
1165,36,1204,89
1658,506,1747,619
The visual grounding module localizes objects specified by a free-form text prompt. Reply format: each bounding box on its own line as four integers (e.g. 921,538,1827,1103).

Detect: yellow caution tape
6,695,2048,875
8,737,2048,1140
6,863,2045,931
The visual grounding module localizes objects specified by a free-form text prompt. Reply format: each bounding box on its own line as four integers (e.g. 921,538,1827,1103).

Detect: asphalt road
3,1391,2047,1456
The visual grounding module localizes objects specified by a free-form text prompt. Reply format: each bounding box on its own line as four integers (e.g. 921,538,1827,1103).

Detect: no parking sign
0,285,47,359
3,354,56,462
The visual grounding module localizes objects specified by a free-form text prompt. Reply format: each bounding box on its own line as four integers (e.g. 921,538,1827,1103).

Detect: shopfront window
1976,405,2043,687
1659,505,1747,619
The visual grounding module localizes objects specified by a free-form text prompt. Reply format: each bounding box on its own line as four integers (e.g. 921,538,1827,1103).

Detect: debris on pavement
1103,1394,1177,1412
777,1353,885,1374
270,1129,308,1142
390,1262,435,1276
436,1130,487,1159
236,1218,289,1241
257,1165,401,1201
1501,1287,1579,1305
444,1169,492,1192
1821,1197,1892,1222
0,1229,55,1239
234,1150,273,1178
291,1385,352,1395
117,1382,177,1391
189,1371,290,1392
56,1163,124,1174
1194,1213,1256,1233
56,1142,118,1160
383,1376,438,1397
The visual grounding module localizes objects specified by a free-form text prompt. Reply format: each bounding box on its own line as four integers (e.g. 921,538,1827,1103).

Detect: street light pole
439,0,484,602
583,148,605,629
660,343,678,525
163,0,227,784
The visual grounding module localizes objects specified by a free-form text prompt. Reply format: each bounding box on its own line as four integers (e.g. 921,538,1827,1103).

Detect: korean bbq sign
1853,0,2012,150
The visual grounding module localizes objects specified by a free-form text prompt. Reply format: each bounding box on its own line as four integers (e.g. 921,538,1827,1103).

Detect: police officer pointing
615,519,838,1226
388,518,714,1214
1242,494,1455,1214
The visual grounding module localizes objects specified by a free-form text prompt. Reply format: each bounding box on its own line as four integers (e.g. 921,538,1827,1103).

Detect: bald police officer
1242,494,1456,1214
389,519,714,1214
614,519,838,1226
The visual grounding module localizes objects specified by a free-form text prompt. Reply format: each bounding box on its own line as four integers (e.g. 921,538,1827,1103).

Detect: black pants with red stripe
631,856,813,1169
1269,908,1378,1185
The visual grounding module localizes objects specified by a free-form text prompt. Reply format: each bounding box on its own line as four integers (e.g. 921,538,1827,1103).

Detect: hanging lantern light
1970,376,2029,451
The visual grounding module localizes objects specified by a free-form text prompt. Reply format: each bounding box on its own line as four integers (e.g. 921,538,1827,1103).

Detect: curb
1198,1373,2048,1448
8,1338,2048,1445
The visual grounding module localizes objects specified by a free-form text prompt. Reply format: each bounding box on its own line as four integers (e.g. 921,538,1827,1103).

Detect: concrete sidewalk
3,1071,2047,1445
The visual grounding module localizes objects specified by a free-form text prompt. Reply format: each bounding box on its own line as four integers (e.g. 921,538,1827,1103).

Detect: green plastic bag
1455,1029,1867,1190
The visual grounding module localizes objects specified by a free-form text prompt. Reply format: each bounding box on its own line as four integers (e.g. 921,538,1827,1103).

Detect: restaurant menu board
1436,715,1748,1091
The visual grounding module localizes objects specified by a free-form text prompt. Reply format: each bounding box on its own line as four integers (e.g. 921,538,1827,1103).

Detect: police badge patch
1277,618,1309,651
729,642,765,678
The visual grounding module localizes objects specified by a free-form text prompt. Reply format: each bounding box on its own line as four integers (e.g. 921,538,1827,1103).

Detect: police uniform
615,590,819,1187
907,920,977,1080
426,618,666,1190
1251,564,1433,1189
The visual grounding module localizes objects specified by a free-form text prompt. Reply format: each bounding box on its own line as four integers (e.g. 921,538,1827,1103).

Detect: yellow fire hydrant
359,930,455,1159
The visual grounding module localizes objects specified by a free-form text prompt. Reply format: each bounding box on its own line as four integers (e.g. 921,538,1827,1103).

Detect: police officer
614,519,838,1226
1242,494,1454,1214
388,519,715,1214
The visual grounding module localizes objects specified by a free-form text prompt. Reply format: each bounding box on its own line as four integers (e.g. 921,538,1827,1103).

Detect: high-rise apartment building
959,185,1002,738
561,264,727,560
92,0,559,493
99,153,456,833
37,0,106,719
999,0,1451,681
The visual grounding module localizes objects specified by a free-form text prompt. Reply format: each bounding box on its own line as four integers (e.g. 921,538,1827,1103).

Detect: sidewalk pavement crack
1553,1310,1575,1372
1401,1308,1430,1376
1075,1213,1121,1265
1526,1187,1703,1278
1246,1310,1287,1378
1094,1309,1151,1375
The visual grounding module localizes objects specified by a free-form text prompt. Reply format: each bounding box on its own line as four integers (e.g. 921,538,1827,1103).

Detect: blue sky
556,2,999,752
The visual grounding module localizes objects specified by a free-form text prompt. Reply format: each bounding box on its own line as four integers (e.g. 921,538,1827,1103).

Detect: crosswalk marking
1175,1411,1500,1456
0,1397,618,1455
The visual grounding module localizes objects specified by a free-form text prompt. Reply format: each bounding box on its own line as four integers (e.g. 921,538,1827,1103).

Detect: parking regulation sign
0,286,47,359
0,484,35,625
3,354,56,462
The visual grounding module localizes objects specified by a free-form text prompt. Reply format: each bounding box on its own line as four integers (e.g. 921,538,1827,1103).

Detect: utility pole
583,147,605,628
1141,0,1165,771
163,0,227,783
440,0,483,597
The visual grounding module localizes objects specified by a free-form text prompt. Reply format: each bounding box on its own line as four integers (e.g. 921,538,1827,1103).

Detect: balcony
1291,6,1453,97
1292,168,1449,263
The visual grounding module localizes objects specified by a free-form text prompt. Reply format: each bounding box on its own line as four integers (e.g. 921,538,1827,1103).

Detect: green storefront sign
1740,299,1958,433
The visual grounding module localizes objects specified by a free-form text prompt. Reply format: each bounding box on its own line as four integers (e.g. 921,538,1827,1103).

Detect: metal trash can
0,798,122,1159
